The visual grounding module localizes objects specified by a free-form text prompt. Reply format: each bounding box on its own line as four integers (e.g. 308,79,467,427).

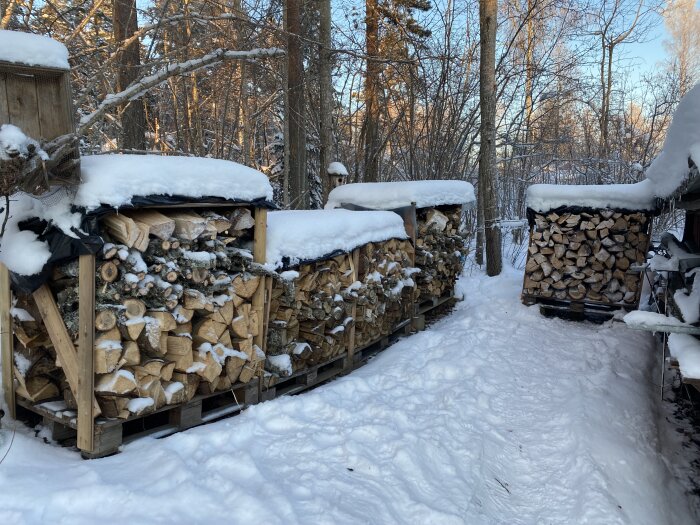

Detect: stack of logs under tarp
12,207,265,418
414,206,467,300
265,238,417,381
522,209,651,305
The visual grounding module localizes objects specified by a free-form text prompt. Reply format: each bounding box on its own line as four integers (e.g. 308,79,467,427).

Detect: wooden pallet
521,293,634,322
417,289,456,315
16,379,259,458
263,352,349,398
352,318,413,366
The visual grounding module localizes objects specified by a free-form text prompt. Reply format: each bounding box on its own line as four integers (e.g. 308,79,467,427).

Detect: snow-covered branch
77,47,285,135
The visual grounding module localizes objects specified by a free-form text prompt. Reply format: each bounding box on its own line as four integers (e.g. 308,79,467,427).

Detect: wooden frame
7,202,269,456
77,254,96,453
346,249,360,368
252,208,267,350
0,263,15,418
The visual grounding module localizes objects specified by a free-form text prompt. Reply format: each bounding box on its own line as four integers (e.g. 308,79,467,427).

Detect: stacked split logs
523,209,650,305
415,206,467,299
265,238,417,381
12,207,265,417
354,239,417,347
265,254,355,379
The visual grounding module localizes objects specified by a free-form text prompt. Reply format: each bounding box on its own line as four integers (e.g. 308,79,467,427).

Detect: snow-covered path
0,268,695,524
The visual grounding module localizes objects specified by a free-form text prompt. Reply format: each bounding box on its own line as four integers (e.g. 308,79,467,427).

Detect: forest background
1,0,698,263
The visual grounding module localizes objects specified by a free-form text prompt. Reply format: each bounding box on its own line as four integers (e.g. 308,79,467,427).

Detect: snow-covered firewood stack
354,239,417,347
266,254,355,378
414,205,467,300
47,209,263,417
3,154,274,422
263,210,410,381
326,180,475,304
524,184,656,308
523,210,650,304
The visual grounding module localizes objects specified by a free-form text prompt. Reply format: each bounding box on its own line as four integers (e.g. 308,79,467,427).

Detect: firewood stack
354,239,417,347
11,207,266,418
414,206,467,299
523,209,651,305
265,254,355,379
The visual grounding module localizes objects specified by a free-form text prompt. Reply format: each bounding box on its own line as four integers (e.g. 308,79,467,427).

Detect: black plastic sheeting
11,214,103,293
8,194,277,294
525,201,662,227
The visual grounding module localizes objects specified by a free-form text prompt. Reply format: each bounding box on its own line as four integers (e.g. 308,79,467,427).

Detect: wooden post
252,207,268,350
0,263,15,418
409,202,417,266
346,249,359,368
77,254,96,453
262,277,273,352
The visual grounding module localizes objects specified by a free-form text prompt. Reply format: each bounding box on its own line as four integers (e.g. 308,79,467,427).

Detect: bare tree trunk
319,0,333,201
363,0,380,182
286,0,308,208
475,182,484,265
113,0,146,151
479,0,502,276
1,0,18,28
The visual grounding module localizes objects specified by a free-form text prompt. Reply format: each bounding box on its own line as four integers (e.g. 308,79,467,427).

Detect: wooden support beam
0,264,15,418
77,254,96,453
252,207,267,349
32,284,101,416
346,249,359,368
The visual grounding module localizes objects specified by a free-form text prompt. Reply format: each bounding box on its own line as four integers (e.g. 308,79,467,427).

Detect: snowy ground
0,266,697,524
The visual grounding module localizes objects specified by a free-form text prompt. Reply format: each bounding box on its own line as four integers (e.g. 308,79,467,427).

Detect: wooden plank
0,61,68,75
77,254,96,453
36,73,72,140
32,284,101,416
0,264,15,418
0,72,9,124
346,249,359,367
252,208,267,348
5,72,41,138
262,276,273,352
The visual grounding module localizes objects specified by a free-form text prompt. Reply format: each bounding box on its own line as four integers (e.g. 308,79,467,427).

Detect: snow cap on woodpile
325,180,476,210
527,82,700,213
0,30,70,70
526,181,658,213
76,154,274,210
265,209,408,268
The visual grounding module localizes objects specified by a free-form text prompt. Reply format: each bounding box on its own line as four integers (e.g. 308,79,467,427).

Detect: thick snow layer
265,209,407,268
645,83,700,197
76,155,274,210
527,83,700,212
0,268,695,524
326,180,476,210
623,310,687,329
0,191,82,275
526,179,657,212
0,30,69,70
0,124,48,161
674,286,700,324
668,333,700,378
